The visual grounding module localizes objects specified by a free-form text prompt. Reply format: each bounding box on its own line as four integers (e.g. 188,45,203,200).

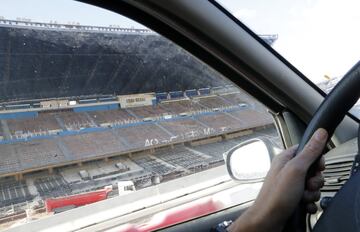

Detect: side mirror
224,138,274,181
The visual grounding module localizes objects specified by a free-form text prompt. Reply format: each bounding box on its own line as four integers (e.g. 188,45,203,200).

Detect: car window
0,0,282,229
217,0,360,119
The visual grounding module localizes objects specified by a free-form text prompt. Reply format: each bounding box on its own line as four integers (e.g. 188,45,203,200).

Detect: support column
15,173,23,181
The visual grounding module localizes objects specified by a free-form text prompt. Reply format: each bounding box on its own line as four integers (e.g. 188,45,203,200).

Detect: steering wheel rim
283,61,360,232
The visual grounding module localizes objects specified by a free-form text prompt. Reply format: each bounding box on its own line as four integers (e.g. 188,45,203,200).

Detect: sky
218,0,360,83
1,0,360,84
0,0,144,28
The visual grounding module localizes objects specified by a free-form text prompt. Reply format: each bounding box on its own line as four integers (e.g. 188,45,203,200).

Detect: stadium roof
258,34,278,45
0,19,277,102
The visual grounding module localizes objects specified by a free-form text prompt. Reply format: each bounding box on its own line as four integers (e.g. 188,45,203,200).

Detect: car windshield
0,0,284,230
218,0,360,119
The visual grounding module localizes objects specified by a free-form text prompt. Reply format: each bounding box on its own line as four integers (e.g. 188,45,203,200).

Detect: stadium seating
0,145,22,175
196,113,242,134
34,175,72,198
220,92,253,104
191,140,236,160
0,139,65,174
16,139,66,169
131,156,176,175
0,178,32,207
61,134,102,160
229,109,273,128
80,131,127,156
87,109,138,126
159,118,206,140
160,99,205,115
155,146,209,170
6,113,61,138
195,96,234,109
0,94,275,179
113,124,171,150
128,105,167,118
58,112,96,131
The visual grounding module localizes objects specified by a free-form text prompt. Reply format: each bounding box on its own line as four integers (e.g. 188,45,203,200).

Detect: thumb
293,128,328,170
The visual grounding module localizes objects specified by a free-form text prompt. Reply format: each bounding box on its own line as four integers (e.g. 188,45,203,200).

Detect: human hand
229,128,328,232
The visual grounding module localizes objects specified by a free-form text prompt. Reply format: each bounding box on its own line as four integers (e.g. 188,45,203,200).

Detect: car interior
2,0,359,231
73,1,360,231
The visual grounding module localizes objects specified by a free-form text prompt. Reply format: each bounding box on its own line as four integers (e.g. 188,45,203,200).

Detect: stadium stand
132,173,153,188
34,175,72,198
0,101,273,178
60,134,102,160
0,18,281,225
58,112,96,131
89,166,130,180
155,146,209,170
159,118,206,140
228,109,273,128
0,139,65,175
196,113,242,133
5,139,65,172
77,131,127,156
0,178,32,207
87,109,138,127
190,126,281,164
131,156,176,176
194,96,234,109
0,146,23,175
6,113,62,138
191,140,237,161
0,125,280,221
160,99,205,115
220,92,253,105
127,105,167,119
113,124,171,149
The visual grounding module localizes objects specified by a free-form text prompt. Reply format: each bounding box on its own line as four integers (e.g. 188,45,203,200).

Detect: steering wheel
283,61,360,232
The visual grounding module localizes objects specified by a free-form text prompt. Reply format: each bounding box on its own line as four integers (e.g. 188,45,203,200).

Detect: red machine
45,186,112,213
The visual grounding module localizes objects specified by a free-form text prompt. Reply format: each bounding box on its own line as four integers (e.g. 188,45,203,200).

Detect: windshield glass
218,0,360,119
0,0,282,230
